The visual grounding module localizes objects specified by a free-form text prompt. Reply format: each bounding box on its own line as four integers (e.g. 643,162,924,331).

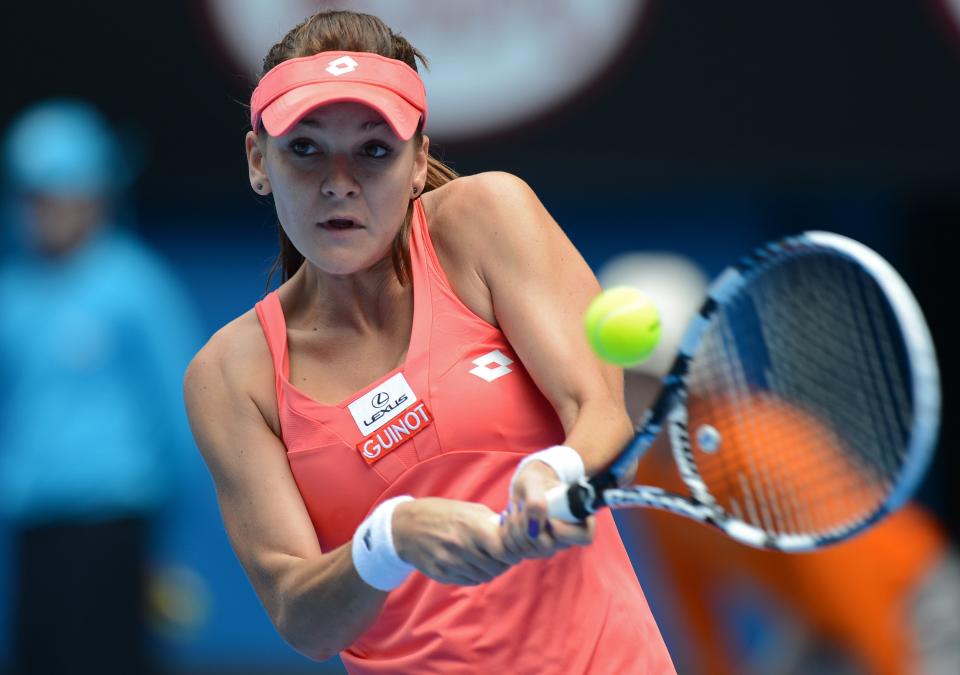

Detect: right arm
184,332,384,660
184,323,516,660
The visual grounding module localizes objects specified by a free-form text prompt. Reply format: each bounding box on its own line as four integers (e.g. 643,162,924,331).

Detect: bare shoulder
184,308,280,438
185,309,267,397
422,173,550,325
425,171,543,239
423,171,576,326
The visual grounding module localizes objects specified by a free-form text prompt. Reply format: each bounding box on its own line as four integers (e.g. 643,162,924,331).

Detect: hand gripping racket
547,231,940,551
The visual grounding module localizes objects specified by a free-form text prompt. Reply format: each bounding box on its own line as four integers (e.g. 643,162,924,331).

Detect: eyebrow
298,118,387,131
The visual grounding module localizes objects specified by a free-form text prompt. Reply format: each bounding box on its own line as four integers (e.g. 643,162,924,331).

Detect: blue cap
3,99,120,197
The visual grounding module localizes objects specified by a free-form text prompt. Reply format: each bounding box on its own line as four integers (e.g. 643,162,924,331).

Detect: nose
321,154,359,198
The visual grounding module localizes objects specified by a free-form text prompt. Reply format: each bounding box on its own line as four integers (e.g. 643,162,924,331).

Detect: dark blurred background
1,1,957,673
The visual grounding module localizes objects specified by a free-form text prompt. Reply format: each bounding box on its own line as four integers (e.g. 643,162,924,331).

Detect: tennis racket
547,231,940,552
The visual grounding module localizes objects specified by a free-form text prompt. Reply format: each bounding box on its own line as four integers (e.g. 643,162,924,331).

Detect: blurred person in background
0,99,199,675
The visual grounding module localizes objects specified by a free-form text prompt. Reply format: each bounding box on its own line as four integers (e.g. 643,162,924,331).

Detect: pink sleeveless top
255,199,674,674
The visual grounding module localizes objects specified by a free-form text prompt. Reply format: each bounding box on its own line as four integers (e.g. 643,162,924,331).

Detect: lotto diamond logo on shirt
469,349,513,382
326,55,358,76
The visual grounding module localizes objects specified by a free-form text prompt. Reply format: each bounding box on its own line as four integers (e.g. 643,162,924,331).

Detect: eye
288,139,318,156
363,142,392,159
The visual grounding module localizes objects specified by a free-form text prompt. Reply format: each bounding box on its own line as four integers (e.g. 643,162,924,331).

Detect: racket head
662,231,940,551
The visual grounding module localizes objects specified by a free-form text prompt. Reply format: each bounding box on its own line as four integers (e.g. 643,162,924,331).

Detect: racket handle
546,485,576,521
546,480,595,522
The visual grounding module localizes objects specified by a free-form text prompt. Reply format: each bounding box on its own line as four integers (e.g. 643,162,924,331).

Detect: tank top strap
408,193,496,334
254,291,291,399
409,197,451,291
405,198,436,357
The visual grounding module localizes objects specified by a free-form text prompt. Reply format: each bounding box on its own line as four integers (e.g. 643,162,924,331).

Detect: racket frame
549,231,940,552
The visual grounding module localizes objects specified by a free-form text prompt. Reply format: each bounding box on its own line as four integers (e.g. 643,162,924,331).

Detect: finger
454,524,515,577
505,506,555,559
515,494,554,553
479,531,522,565
432,572,484,586
418,561,470,586
542,519,572,550
487,547,521,566
515,476,560,544
545,517,595,547
522,489,549,522
525,518,561,558
503,504,539,557
432,556,504,585
481,504,524,563
501,507,527,555
510,472,530,503
462,549,512,578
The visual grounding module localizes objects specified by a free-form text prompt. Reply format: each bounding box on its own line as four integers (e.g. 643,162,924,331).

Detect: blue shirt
0,229,199,525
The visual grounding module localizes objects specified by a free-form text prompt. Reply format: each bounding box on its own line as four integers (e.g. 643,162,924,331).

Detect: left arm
473,173,632,471
439,172,634,554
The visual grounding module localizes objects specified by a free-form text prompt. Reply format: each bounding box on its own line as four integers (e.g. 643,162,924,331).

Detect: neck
290,256,411,336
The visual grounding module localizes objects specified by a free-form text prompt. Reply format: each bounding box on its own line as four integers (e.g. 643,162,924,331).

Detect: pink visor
250,51,427,140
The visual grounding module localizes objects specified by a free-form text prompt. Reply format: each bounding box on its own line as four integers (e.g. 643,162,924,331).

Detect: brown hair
258,10,458,290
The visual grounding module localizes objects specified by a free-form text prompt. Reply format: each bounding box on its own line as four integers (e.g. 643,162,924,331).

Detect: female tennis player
184,10,674,674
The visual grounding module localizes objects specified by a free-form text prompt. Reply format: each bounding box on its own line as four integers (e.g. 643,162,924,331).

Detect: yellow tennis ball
584,287,662,366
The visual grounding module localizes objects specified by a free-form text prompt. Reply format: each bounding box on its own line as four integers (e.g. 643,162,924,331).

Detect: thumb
517,462,556,522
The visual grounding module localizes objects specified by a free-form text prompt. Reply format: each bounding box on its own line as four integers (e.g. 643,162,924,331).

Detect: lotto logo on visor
250,50,428,140
325,55,358,76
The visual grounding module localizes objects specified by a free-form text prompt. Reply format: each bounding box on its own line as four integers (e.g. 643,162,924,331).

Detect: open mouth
319,218,361,231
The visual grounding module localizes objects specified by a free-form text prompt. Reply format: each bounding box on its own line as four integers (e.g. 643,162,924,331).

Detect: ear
245,130,272,195
412,134,429,196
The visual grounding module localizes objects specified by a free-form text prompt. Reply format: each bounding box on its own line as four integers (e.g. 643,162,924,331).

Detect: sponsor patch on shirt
348,373,432,465
356,401,433,465
348,372,418,434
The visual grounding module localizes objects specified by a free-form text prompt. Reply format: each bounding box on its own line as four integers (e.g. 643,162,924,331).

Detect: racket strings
684,249,913,539
845,257,912,472
697,392,885,537
760,257,900,488
696,388,881,535
820,255,909,484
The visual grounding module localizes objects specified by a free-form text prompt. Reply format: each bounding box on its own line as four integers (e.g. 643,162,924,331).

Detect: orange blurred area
632,392,947,675
686,392,886,538
625,501,946,674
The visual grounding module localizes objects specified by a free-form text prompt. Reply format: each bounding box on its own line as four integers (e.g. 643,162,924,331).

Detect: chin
307,253,391,278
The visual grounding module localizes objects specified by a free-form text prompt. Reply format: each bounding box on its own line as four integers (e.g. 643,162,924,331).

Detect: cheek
368,166,415,219
268,170,311,227
272,189,299,226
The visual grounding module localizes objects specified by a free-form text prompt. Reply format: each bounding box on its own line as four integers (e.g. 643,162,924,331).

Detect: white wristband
351,495,415,591
510,445,585,494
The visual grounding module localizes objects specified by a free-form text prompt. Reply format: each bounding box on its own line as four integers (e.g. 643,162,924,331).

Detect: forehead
295,102,389,132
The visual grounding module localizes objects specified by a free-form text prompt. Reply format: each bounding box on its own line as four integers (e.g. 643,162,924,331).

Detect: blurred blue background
1,1,958,673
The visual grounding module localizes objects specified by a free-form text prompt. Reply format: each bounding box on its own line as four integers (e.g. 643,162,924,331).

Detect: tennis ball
584,287,661,366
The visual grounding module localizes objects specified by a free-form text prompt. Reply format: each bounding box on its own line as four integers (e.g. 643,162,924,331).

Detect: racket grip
546,480,594,522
